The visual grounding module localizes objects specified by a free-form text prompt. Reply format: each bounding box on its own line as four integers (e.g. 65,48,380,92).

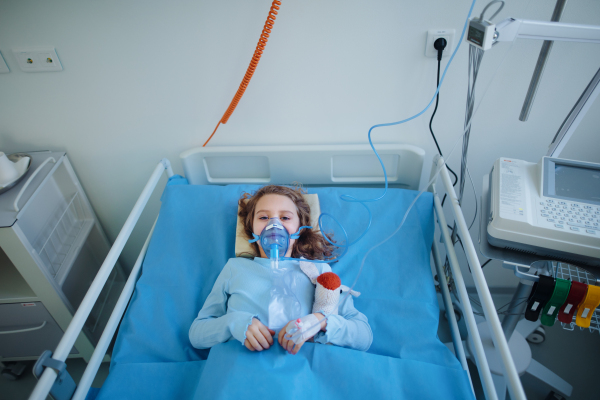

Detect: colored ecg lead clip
557,281,588,324
525,275,555,322
540,278,571,327
575,285,600,328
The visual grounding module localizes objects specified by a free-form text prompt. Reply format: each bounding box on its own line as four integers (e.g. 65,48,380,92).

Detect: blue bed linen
96,180,472,399
98,342,472,400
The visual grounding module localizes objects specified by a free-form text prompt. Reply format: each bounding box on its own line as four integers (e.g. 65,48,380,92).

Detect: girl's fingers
244,339,254,351
248,335,263,351
278,323,291,344
269,328,276,336
286,338,294,353
258,325,274,345
291,342,303,355
279,335,290,351
256,330,270,349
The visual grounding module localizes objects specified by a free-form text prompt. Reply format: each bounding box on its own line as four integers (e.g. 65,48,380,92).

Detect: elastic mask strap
248,233,260,243
290,226,312,240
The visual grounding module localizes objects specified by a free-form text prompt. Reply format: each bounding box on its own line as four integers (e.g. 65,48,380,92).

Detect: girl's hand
244,318,275,352
278,313,327,355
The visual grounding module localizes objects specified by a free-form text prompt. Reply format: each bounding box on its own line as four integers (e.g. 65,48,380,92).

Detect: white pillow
235,194,321,257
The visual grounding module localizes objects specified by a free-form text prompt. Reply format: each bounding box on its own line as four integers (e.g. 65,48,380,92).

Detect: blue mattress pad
94,179,473,399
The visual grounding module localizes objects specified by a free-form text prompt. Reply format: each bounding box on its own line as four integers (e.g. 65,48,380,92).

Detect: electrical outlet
425,29,455,58
0,52,9,73
12,48,63,72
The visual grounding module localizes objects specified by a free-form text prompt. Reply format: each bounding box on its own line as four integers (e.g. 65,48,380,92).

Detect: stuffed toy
285,261,360,344
313,272,342,315
299,260,360,316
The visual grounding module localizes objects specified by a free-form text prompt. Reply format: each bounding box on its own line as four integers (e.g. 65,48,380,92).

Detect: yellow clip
575,285,600,328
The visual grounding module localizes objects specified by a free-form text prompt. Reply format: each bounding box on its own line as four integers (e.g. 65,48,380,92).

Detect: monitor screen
554,163,600,203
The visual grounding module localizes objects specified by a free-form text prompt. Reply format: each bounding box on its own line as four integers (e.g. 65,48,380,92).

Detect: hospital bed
29,144,525,400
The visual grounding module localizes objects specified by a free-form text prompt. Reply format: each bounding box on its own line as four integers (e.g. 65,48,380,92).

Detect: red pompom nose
317,272,341,290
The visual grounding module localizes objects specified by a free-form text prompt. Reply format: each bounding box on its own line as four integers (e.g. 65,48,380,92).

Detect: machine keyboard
538,199,599,236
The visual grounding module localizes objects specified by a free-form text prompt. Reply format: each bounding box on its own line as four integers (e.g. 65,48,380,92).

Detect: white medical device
487,156,600,267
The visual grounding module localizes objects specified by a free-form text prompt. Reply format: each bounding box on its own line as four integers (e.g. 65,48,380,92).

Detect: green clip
541,278,571,326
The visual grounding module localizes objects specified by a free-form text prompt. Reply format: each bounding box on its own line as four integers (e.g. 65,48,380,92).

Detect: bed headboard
180,144,425,190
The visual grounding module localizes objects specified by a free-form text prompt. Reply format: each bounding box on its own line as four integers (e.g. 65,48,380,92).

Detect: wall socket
425,29,455,58
12,48,63,72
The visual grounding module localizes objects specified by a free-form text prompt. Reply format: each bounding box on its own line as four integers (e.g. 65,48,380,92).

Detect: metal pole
519,0,568,121
547,67,600,157
500,280,533,342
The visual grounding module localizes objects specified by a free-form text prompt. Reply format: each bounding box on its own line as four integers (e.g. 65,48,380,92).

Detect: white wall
1,0,599,288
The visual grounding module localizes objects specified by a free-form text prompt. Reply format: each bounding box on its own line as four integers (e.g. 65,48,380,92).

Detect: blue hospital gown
189,257,372,351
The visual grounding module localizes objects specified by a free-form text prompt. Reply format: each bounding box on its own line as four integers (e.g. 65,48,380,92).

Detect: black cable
429,59,445,158
453,232,492,272
455,234,471,273
430,57,459,188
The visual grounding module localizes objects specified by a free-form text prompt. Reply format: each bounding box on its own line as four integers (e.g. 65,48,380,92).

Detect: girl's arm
312,294,373,351
189,262,258,349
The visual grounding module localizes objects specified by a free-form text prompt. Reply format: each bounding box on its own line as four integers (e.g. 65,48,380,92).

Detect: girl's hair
238,185,335,261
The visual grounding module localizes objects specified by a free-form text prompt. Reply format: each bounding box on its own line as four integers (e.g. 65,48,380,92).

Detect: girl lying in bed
189,185,372,355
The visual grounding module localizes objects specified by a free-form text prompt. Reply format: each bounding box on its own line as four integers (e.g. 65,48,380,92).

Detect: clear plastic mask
257,217,290,260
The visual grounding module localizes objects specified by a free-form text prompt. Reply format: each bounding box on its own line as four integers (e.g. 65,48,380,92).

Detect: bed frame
29,144,526,400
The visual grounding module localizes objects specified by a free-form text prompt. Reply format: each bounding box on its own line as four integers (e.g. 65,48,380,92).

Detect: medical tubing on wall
284,0,481,339
444,43,518,301
291,31,520,346
358,0,477,202
288,34,519,341
450,44,484,247
459,45,484,206
203,0,282,147
285,0,478,265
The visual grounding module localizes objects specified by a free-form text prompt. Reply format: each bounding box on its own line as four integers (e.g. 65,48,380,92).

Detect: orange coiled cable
203,0,282,147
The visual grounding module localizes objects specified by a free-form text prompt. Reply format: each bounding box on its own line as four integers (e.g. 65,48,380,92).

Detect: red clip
557,281,588,324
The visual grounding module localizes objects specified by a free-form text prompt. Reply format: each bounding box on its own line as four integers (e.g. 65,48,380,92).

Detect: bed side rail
29,159,173,400
432,155,526,400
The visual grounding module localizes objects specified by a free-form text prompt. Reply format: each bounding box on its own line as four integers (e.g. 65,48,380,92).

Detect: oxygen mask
250,217,290,265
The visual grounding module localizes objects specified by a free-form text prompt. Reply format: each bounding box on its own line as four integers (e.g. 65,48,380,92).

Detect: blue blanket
94,180,473,399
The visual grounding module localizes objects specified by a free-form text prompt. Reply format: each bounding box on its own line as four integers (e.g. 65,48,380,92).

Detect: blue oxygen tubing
362,0,476,202
279,0,477,265
284,0,480,341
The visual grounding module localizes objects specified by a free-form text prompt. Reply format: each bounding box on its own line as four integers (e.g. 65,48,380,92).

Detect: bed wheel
1,370,18,381
1,362,27,381
526,326,546,344
545,390,566,400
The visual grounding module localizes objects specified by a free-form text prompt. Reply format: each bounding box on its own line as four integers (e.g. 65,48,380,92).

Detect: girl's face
253,194,300,258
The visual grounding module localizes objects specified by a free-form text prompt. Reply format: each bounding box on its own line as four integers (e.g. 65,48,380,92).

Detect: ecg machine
487,156,600,268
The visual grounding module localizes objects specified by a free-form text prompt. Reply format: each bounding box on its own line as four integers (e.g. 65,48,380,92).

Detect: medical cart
0,151,124,366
